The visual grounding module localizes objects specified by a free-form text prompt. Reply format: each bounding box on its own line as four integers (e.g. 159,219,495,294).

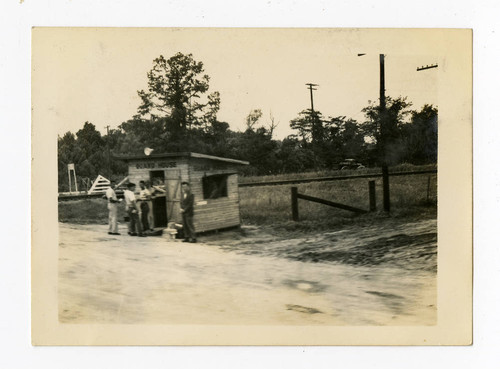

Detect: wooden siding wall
188,158,241,233
126,157,243,233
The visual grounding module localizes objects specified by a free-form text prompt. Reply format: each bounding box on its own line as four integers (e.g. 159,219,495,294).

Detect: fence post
291,186,299,221
382,165,390,212
427,175,431,203
369,180,376,212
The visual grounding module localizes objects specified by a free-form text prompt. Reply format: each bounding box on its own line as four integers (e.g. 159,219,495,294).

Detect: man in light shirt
138,180,151,232
146,180,155,231
105,179,121,235
124,182,145,237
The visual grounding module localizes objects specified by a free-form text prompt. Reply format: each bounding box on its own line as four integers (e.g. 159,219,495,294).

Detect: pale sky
34,28,438,140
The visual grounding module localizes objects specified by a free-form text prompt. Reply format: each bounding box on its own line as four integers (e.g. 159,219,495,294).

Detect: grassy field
239,172,437,231
59,168,437,232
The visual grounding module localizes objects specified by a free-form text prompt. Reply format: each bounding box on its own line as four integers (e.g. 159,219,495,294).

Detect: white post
73,170,78,192
67,164,73,192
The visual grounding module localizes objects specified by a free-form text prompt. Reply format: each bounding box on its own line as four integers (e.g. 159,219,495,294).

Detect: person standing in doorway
138,180,151,232
124,182,145,237
146,180,155,231
106,179,121,235
180,181,196,243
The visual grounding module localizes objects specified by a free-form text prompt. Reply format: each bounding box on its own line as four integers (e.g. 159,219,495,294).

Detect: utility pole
379,55,386,111
305,83,318,114
379,54,390,213
360,53,390,212
305,83,320,170
105,125,111,180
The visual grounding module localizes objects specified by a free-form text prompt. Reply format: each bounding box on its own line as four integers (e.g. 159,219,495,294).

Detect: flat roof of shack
115,152,249,166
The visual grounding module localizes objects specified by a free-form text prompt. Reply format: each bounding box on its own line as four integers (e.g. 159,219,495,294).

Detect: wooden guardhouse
117,152,249,233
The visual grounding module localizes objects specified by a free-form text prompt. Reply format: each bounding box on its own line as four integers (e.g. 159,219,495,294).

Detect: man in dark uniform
180,181,196,243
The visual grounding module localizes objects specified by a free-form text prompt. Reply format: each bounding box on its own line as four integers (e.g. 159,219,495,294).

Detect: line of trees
58,52,438,191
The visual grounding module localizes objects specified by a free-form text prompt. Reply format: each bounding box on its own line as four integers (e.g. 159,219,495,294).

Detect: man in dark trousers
180,181,196,243
138,180,151,232
124,182,145,237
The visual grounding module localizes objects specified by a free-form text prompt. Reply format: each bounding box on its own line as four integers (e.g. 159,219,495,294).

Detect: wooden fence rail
291,185,374,221
239,169,436,188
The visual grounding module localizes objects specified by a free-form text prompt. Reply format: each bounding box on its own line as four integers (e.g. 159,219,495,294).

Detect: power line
417,64,438,71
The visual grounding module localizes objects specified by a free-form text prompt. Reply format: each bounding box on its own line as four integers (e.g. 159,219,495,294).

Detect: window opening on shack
203,174,229,199
150,170,165,186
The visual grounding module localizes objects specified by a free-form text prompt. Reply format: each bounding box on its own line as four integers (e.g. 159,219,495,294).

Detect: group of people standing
123,180,154,237
105,179,196,243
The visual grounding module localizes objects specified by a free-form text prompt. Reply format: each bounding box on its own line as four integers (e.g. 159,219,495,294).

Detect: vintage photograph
31,28,471,345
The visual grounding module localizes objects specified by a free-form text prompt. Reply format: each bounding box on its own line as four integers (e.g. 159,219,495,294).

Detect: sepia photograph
31,27,472,345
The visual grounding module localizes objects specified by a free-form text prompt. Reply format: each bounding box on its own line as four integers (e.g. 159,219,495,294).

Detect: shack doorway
152,196,167,227
150,170,167,227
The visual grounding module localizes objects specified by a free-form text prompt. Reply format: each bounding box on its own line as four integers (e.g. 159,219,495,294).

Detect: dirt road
59,219,436,325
